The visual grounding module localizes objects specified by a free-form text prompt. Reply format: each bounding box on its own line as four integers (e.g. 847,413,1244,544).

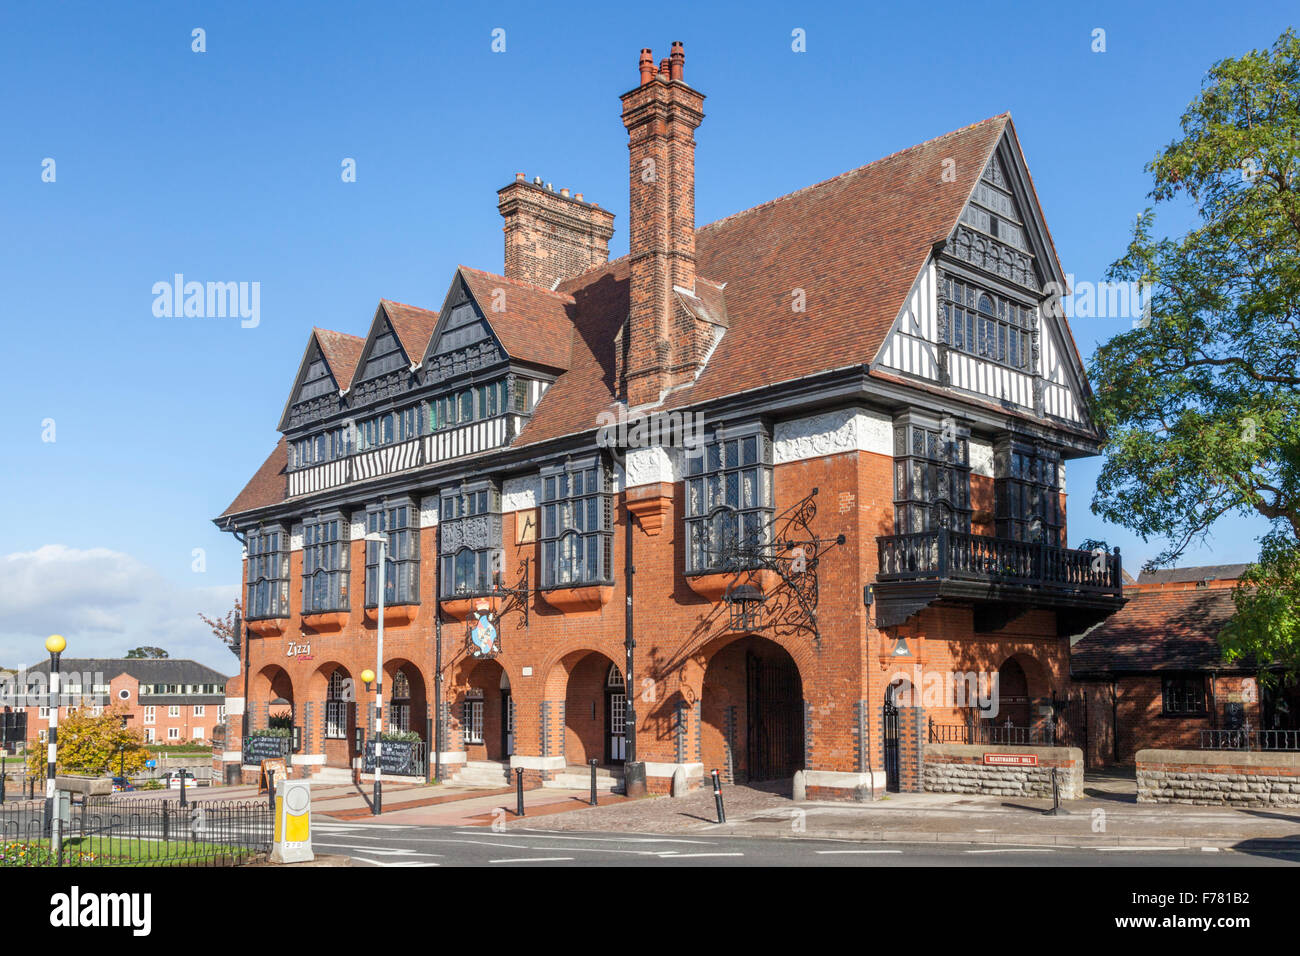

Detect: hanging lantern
725,584,766,632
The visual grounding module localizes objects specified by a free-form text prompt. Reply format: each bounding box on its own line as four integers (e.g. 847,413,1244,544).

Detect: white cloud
0,545,239,673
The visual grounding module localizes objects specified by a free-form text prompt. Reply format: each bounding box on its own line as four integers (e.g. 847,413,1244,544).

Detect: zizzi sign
286,642,312,660
982,753,1038,767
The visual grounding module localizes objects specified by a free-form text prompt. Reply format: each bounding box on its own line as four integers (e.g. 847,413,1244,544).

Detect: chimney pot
533,176,542,185
639,48,654,86
659,58,671,79
575,193,583,202
515,172,525,181
560,187,570,198
545,182,553,191
670,41,684,81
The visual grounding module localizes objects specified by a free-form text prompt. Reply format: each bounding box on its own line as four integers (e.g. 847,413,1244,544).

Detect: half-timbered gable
276,329,363,433
875,125,1095,433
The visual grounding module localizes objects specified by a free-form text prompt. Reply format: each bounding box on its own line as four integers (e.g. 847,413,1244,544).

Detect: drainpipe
434,523,443,782
228,525,252,744
623,495,646,797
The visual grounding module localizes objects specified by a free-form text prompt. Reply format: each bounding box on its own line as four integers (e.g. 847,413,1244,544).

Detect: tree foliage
198,600,242,659
125,646,169,659
25,704,149,777
1090,29,1300,672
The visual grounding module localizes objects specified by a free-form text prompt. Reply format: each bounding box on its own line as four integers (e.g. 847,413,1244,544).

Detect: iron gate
745,651,802,780
883,700,900,792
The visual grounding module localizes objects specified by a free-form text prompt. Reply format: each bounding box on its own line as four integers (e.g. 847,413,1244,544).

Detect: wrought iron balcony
874,529,1124,631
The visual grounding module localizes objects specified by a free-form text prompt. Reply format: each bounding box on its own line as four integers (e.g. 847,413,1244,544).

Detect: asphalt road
310,820,1300,867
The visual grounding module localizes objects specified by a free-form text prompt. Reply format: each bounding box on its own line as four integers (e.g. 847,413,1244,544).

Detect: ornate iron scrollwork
709,487,846,643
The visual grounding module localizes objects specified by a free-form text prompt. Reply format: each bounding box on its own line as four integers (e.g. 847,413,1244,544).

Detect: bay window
942,274,1034,372
365,498,420,605
246,524,290,619
439,481,503,596
540,456,614,587
302,512,349,613
893,415,972,534
684,423,774,574
994,438,1063,545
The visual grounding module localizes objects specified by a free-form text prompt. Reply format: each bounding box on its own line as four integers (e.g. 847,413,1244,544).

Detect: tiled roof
313,328,365,385
219,437,287,518
379,300,439,364
19,658,231,683
221,114,1019,513
1071,589,1243,674
1135,564,1251,586
457,266,576,371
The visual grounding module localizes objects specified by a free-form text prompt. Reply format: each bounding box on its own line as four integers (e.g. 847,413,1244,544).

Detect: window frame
893,415,972,535
941,274,1036,372
994,438,1063,546
1161,674,1208,717
325,669,350,739
683,422,775,575
540,455,614,588
301,511,350,614
246,524,290,620
438,481,503,598
365,498,420,607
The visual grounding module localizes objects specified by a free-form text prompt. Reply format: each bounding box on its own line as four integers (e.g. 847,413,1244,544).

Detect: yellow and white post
271,778,314,863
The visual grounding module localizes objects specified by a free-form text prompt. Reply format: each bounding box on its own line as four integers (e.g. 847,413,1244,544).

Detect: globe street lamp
363,531,388,815
44,634,66,847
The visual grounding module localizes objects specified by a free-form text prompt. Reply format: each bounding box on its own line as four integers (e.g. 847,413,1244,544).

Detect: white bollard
270,779,314,863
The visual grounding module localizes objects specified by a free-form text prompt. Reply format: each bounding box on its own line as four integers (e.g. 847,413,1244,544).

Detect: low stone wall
923,743,1083,799
1136,749,1300,807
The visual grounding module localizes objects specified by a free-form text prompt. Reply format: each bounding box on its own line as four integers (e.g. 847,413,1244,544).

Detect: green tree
26,704,149,777
1089,28,1300,675
124,646,169,659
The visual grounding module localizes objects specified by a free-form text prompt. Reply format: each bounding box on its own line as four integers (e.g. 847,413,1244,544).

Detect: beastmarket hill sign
982,753,1039,767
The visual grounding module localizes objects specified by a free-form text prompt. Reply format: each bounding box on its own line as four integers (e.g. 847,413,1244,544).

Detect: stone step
448,761,511,789
545,766,625,792
308,766,355,784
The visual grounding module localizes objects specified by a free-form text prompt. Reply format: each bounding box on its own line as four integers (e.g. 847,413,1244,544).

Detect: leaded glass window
994,439,1063,545
246,525,289,619
302,513,349,613
540,456,614,587
942,275,1034,371
684,424,774,574
365,499,420,605
893,417,972,534
439,482,503,597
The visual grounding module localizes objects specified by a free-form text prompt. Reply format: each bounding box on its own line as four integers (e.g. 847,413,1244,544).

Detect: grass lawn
2,836,258,867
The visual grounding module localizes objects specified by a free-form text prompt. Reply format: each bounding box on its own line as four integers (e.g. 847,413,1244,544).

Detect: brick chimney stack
620,41,706,407
497,174,615,289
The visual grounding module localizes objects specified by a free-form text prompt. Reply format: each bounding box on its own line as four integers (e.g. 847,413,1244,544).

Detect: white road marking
483,830,713,845
965,848,1053,854
655,852,744,858
815,850,903,855
352,858,439,867
490,857,575,863
1095,847,1184,852
1202,847,1221,852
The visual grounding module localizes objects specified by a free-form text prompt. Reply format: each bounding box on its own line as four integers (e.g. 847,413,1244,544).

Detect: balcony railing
1199,728,1300,752
877,529,1123,596
930,720,1064,747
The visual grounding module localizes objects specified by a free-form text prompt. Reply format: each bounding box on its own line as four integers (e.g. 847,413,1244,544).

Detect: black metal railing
929,719,1060,747
1199,728,1300,752
0,795,271,867
877,529,1123,595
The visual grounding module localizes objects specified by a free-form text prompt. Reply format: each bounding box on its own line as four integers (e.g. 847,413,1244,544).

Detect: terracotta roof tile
1071,588,1242,674
313,328,366,385
457,266,575,371
218,438,287,518
379,300,439,364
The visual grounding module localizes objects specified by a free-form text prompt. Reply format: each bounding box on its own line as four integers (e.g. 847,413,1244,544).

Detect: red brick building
214,43,1124,798
3,658,229,747
1070,565,1297,765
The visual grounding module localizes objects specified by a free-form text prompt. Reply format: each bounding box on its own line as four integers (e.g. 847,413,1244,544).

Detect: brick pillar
897,707,927,793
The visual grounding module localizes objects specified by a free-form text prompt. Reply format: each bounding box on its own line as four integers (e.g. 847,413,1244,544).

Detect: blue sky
1,1,1292,670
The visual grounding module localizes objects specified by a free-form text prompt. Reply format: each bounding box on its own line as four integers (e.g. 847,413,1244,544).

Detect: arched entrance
701,636,804,784
458,659,511,762
303,662,356,769
384,661,428,742
883,676,916,793
253,665,295,732
546,651,625,768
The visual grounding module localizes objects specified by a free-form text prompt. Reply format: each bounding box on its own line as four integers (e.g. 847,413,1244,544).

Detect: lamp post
44,634,66,851
363,531,388,816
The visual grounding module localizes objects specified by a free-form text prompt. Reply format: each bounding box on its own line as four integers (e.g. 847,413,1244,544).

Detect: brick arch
697,633,807,785
541,649,625,767
384,658,428,740
449,657,511,761
306,661,355,768
996,652,1048,727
